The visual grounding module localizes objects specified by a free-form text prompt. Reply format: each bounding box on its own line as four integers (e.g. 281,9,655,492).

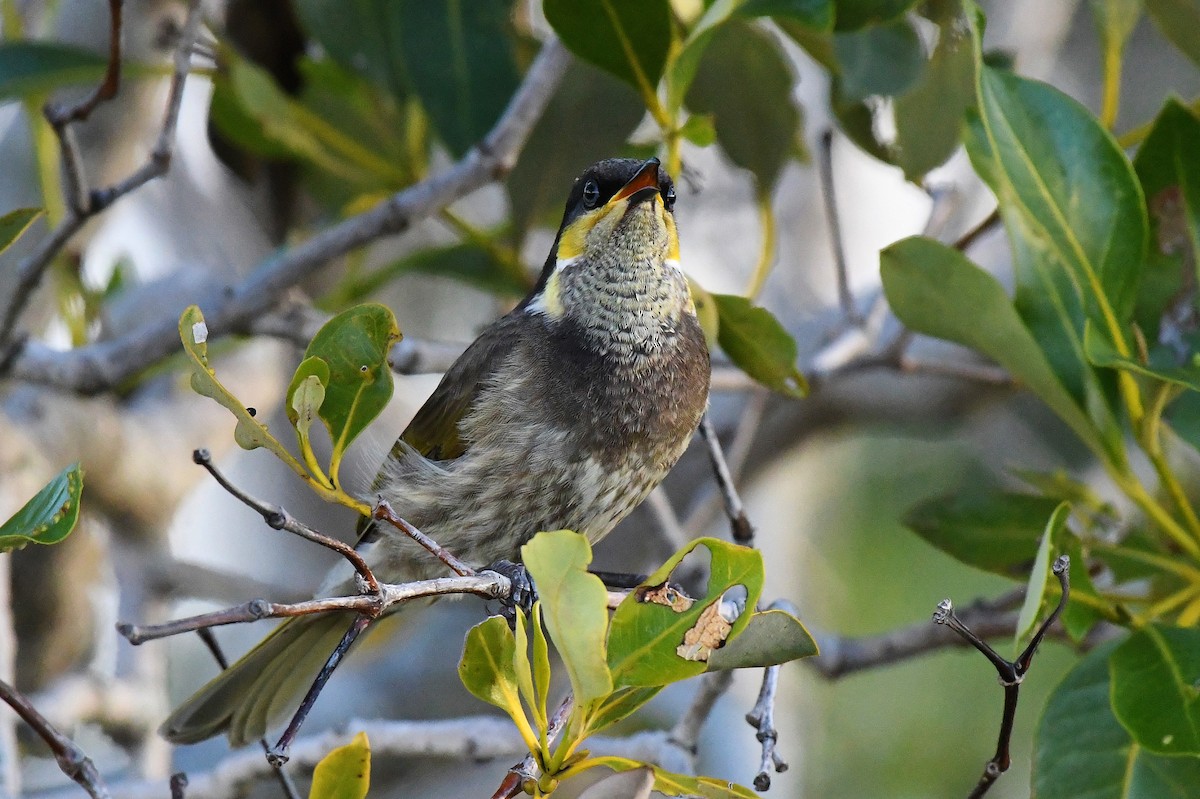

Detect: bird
160,157,712,746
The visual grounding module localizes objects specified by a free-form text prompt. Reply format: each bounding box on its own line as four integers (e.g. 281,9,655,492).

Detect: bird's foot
482,559,537,626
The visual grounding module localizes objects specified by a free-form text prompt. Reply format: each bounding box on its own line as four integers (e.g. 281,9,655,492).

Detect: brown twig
192,449,380,594
818,130,862,326
374,501,475,576
5,38,571,393
935,556,1070,798
0,679,111,799
0,0,201,354
697,414,754,544
954,208,1002,253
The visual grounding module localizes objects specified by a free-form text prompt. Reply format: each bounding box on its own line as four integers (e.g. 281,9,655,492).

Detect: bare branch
697,415,754,544
668,670,734,758
0,679,111,799
0,0,202,354
818,130,862,326
4,39,572,394
745,665,786,792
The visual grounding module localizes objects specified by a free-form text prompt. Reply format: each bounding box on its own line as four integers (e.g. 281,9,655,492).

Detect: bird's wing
396,311,525,461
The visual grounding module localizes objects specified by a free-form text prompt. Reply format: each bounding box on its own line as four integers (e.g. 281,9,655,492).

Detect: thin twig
116,572,511,644
5,38,571,393
745,665,785,791
374,501,474,576
668,670,735,758
0,679,111,799
697,415,754,544
0,0,201,352
954,208,1001,253
195,630,302,799
192,449,379,594
169,773,188,799
934,556,1070,799
818,130,862,326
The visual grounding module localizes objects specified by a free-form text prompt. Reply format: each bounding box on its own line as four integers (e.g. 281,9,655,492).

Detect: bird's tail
160,612,356,747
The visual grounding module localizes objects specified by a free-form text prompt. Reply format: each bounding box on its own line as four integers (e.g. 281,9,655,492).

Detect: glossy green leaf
531,602,551,728
1145,0,1200,68
393,0,518,157
584,686,663,736
664,0,734,112
1110,624,1200,756
1015,502,1069,645
308,731,370,799
686,21,801,190
833,0,920,30
521,531,613,706
0,464,83,552
891,0,976,179
1132,98,1200,333
712,293,807,398
0,41,108,100
880,236,1105,457
903,489,1061,578
507,60,644,238
0,208,42,256
458,615,525,718
286,356,331,428
1085,322,1200,391
738,0,833,29
544,0,671,94
971,65,1148,341
511,606,539,729
293,0,408,99
607,538,763,688
583,756,759,799
302,304,401,484
706,608,818,670
833,17,924,101
1034,640,1200,797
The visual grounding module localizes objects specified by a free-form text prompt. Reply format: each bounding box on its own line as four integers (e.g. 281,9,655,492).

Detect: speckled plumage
162,158,711,746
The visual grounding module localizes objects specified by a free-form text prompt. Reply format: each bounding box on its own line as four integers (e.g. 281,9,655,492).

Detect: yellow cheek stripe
662,207,680,262
528,269,564,317
557,209,601,261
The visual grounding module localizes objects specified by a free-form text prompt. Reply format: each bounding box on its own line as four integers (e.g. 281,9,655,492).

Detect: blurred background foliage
4,0,1200,797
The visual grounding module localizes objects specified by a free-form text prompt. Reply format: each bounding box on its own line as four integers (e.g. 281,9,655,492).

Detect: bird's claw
483,559,537,626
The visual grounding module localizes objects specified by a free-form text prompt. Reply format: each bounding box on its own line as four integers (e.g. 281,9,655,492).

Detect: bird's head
524,158,693,335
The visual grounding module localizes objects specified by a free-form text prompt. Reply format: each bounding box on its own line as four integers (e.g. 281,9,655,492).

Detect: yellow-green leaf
706,608,818,671
308,731,370,799
582,756,759,798
712,294,807,398
0,207,42,255
0,463,83,552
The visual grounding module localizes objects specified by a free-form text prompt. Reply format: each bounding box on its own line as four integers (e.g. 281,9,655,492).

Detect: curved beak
612,158,661,207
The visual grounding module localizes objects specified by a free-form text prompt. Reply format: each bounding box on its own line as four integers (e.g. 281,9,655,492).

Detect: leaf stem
440,209,530,289
1099,48,1121,130
1114,473,1200,559
1139,383,1200,542
744,190,777,299
1091,540,1200,581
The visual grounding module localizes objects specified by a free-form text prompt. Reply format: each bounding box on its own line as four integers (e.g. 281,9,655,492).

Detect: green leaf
1132,98,1200,333
286,356,332,428
179,306,299,456
308,731,370,799
1085,322,1200,392
1089,0,1142,82
302,304,401,484
0,464,83,552
607,538,764,688
507,60,644,238
1015,503,1069,645
1110,624,1200,756
891,0,977,179
706,608,818,670
521,531,613,706
583,756,759,798
833,0,920,31
1145,0,1200,68
678,114,717,147
544,0,671,95
584,687,663,736
1034,640,1200,797
970,64,1148,344
293,0,408,100
511,606,539,730
832,17,925,101
711,293,807,398
903,489,1062,578
0,208,42,256
686,20,801,190
880,236,1105,458
458,615,525,718
0,41,108,100
393,0,519,157
738,0,834,29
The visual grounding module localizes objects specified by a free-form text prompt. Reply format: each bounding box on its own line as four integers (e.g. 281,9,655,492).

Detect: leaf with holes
712,294,807,398
706,607,818,670
0,464,83,552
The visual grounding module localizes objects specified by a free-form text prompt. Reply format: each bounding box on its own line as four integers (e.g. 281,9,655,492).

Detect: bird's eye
664,186,677,211
582,180,600,209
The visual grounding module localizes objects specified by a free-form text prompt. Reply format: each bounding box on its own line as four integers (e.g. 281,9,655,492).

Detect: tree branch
4,39,572,394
